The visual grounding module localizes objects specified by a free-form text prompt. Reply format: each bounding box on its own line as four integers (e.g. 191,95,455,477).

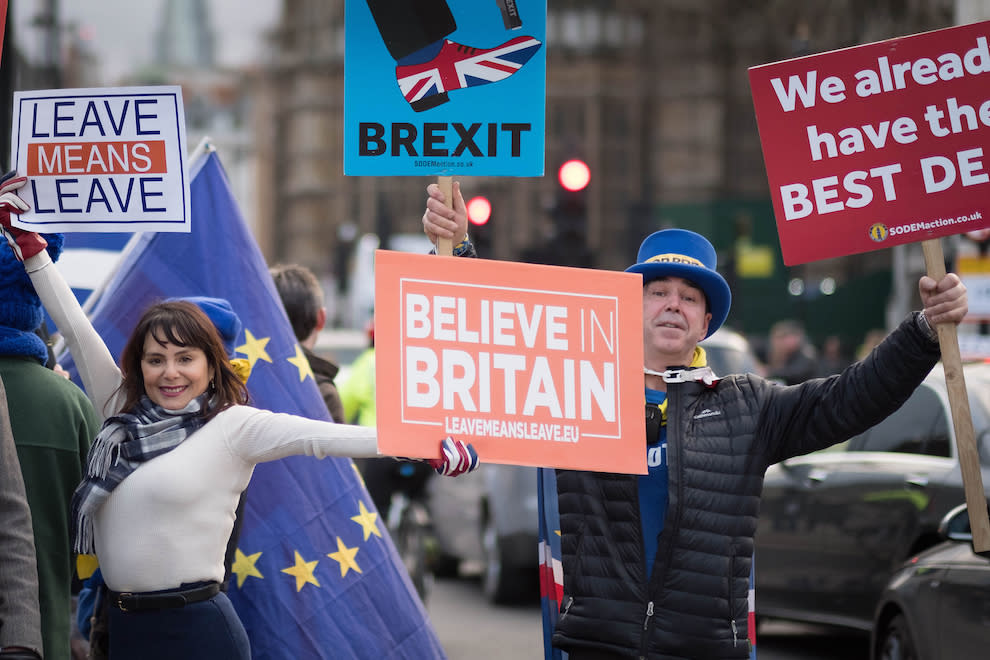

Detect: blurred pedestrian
270,263,345,423
817,334,851,376
338,315,435,516
423,180,968,659
0,374,44,660
856,328,888,361
766,319,819,384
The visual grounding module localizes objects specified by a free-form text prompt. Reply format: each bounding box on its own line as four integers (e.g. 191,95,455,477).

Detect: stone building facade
255,0,957,335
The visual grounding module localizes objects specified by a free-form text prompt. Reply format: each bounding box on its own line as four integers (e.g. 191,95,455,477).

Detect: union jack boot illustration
396,35,542,112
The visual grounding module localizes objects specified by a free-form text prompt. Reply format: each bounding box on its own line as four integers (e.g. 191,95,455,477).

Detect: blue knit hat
0,233,65,331
625,229,731,338
168,296,242,357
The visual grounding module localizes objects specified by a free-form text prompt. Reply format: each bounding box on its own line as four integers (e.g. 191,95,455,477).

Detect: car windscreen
703,345,761,377
846,385,951,457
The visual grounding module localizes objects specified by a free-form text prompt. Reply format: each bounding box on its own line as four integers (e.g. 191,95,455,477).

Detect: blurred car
872,503,990,660
755,361,990,632
426,462,539,604
425,326,761,604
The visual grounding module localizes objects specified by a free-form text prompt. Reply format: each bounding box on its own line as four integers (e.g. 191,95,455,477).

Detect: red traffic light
558,159,590,192
467,196,492,226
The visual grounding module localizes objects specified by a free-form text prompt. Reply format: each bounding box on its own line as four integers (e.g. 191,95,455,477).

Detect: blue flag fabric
537,467,566,660
60,148,445,659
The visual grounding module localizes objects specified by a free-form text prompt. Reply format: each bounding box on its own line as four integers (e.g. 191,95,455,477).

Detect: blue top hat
625,229,731,338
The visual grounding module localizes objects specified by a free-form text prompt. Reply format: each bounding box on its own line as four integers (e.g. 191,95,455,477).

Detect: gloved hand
429,436,479,477
0,171,46,262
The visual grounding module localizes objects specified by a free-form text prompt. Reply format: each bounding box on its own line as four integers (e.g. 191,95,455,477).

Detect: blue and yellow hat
625,229,731,338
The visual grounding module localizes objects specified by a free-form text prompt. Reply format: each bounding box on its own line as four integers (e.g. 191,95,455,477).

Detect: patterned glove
429,436,479,477
0,171,45,262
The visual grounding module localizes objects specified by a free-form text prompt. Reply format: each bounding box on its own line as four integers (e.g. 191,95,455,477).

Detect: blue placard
344,0,546,177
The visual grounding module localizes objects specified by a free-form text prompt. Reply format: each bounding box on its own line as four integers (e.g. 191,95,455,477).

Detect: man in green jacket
0,222,100,660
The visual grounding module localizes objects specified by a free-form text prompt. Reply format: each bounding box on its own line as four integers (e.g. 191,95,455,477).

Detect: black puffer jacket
553,313,940,659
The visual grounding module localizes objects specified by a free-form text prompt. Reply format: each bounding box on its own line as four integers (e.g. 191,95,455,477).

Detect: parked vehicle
755,361,990,632
425,327,762,604
872,503,990,660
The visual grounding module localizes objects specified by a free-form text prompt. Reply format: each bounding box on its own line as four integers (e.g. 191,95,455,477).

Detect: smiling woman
0,189,480,660
133,302,221,410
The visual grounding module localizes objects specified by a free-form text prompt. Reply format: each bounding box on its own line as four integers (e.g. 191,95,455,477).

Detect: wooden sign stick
922,238,990,552
436,176,454,257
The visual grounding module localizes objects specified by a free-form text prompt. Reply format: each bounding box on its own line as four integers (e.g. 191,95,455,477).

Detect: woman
0,173,478,659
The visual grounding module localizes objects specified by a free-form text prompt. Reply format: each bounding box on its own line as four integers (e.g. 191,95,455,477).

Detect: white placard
9,86,190,232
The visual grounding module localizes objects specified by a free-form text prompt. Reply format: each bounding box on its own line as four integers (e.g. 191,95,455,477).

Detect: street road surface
428,576,870,660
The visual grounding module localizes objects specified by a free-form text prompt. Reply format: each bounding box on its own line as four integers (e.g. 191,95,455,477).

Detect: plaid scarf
71,393,209,554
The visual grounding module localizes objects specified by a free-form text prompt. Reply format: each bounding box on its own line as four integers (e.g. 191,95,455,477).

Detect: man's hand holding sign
750,20,990,551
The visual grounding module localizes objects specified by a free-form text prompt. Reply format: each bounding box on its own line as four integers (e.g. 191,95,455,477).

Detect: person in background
0,374,44,660
339,315,376,428
423,180,968,659
270,263,345,423
857,328,888,361
338,316,433,515
765,319,819,384
1,172,479,660
817,334,851,376
0,172,101,660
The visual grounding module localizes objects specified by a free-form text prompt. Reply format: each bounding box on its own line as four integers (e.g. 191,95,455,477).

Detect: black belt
109,581,220,612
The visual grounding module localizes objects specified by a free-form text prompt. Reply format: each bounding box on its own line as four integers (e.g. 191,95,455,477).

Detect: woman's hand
0,171,46,262
429,436,479,477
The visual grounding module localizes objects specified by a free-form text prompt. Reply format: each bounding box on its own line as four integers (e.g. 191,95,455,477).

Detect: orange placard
375,250,646,474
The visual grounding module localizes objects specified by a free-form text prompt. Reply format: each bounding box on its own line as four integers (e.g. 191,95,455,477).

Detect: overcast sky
12,0,281,84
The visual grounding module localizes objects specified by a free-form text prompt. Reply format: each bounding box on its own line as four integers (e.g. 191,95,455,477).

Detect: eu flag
61,146,445,659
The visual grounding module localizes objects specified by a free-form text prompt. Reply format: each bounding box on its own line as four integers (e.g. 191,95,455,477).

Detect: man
0,375,44,660
0,171,102,660
422,182,968,659
765,319,819,384
269,263,345,423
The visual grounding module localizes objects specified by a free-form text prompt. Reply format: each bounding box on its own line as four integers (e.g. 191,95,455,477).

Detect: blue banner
61,148,445,659
344,0,546,176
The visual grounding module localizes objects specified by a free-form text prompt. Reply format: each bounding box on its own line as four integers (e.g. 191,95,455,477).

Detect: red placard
750,21,990,265
374,250,646,474
0,0,7,67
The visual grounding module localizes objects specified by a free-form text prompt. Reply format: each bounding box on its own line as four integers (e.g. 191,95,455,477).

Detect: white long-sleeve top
25,251,379,592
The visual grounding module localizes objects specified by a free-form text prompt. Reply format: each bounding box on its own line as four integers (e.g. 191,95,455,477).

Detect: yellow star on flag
232,548,264,588
350,500,382,541
287,344,315,382
352,460,367,488
328,537,362,577
236,329,272,370
281,550,321,591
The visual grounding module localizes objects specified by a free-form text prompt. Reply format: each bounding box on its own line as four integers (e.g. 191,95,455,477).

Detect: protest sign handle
922,238,990,552
436,176,453,257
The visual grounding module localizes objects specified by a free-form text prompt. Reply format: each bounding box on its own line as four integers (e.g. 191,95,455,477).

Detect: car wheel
878,614,918,660
481,514,527,604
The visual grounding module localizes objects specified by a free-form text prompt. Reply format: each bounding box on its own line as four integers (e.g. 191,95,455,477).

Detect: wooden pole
436,176,453,257
922,238,990,552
